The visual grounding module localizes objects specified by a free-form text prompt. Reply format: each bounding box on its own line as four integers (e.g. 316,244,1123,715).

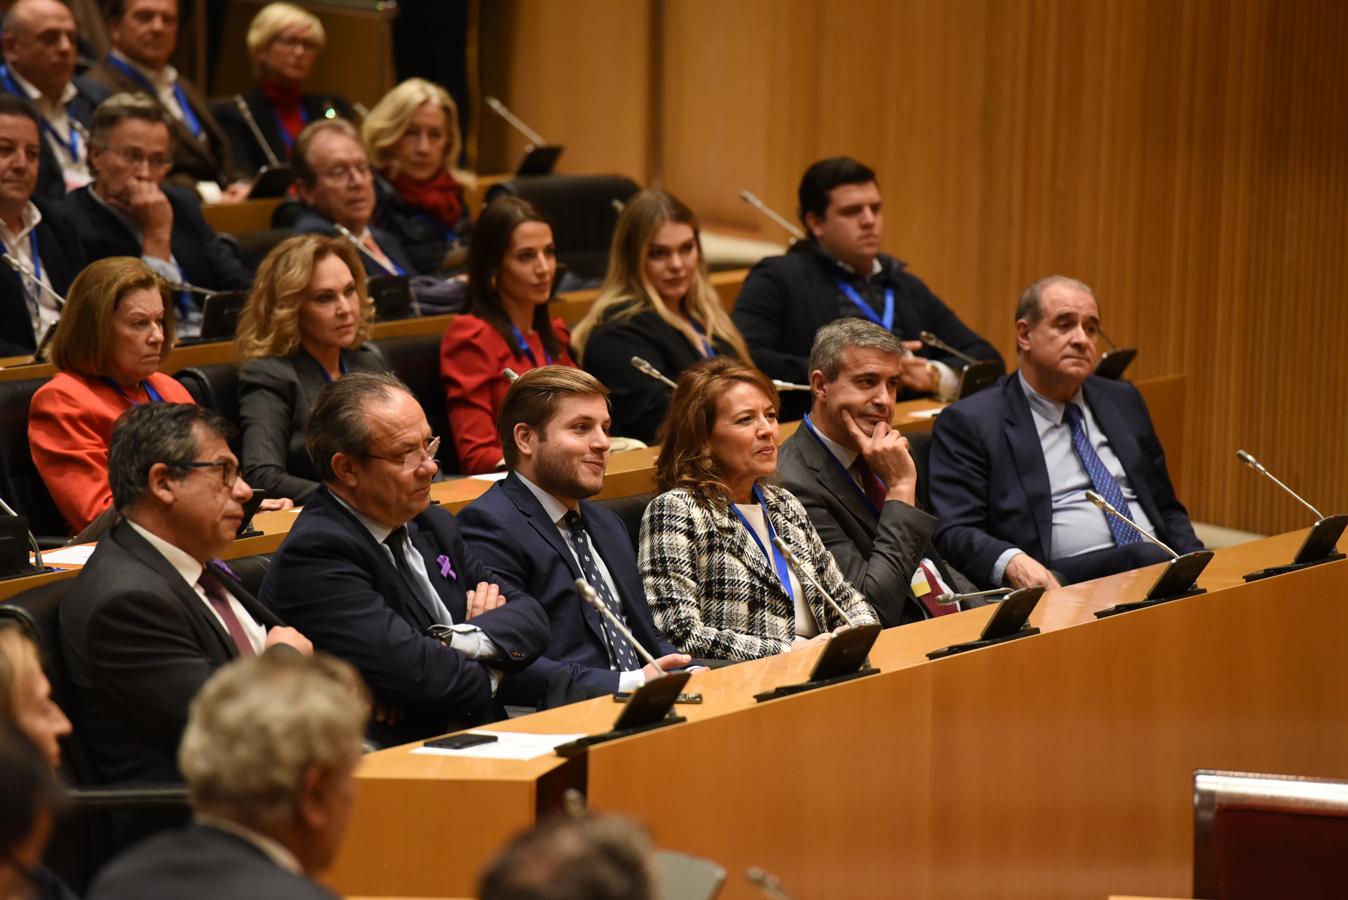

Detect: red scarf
260,78,305,145
389,169,464,230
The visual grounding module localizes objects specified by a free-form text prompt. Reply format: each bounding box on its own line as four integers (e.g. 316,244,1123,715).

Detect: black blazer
581,305,737,444
776,423,973,627
238,347,386,503
929,373,1203,587
260,488,550,746
372,172,470,276
62,183,252,292
0,72,108,200
214,86,354,177
458,472,677,705
59,521,285,788
0,198,87,357
290,206,417,279
732,244,1004,417
88,823,337,900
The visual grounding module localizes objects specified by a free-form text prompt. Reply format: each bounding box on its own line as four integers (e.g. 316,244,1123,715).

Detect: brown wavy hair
654,357,780,507
47,257,175,375
236,234,374,361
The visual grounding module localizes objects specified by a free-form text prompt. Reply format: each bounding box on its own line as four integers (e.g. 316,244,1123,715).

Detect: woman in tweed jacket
639,358,877,660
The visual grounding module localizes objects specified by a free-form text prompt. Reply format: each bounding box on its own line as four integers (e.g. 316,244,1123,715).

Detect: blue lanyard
834,278,894,332
101,377,165,404
304,349,347,383
801,413,881,519
511,325,551,366
269,103,310,154
0,66,81,161
688,319,717,358
106,56,203,139
729,485,795,600
2,231,45,315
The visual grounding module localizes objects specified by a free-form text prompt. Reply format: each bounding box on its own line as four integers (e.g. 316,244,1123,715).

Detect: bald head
1,0,77,98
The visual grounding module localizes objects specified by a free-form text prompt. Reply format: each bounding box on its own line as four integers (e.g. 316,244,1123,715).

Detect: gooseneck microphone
771,535,856,628
3,254,67,308
574,577,663,675
484,96,548,148
918,330,978,366
738,191,806,241
502,368,520,383
1236,449,1325,520
0,494,43,571
746,867,793,900
630,356,677,389
931,586,1012,606
232,94,282,169
770,379,811,392
1084,490,1179,559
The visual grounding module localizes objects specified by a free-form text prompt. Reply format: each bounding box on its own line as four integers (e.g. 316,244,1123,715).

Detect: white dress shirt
7,66,91,189
0,201,60,339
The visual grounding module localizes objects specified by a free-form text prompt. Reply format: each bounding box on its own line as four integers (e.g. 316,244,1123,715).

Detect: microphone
930,586,1012,606
0,494,43,572
351,101,370,120
332,223,400,277
573,577,663,675
746,867,793,900
738,191,805,241
1236,449,1324,520
3,254,67,308
484,96,548,148
630,356,677,389
163,279,221,298
502,367,521,383
770,535,856,628
232,94,282,169
918,330,978,366
611,198,625,214
1084,490,1179,559
770,378,811,393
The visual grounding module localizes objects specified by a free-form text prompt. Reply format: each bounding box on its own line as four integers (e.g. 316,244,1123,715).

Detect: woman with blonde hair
218,2,355,176
363,77,475,275
573,190,749,443
638,358,876,661
237,234,387,502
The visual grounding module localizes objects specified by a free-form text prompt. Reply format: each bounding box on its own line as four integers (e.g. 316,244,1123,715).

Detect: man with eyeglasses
62,91,251,334
289,118,416,278
61,402,312,846
263,372,550,747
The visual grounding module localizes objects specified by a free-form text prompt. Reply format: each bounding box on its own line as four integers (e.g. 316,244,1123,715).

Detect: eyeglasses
317,162,372,183
175,460,240,487
366,436,440,473
274,34,321,52
103,146,174,172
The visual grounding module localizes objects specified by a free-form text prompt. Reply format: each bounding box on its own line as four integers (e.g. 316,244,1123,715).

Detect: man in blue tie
927,275,1202,589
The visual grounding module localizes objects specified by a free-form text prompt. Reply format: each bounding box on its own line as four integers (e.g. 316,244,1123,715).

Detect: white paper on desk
907,407,942,420
411,731,587,760
469,471,509,482
35,543,97,567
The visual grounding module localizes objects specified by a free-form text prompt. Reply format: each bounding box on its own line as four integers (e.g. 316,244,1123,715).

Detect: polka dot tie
1063,404,1142,546
564,511,643,671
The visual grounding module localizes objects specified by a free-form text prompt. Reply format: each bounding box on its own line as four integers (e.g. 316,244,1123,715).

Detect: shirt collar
110,48,178,91
327,488,396,543
1017,369,1085,429
0,201,42,241
194,814,303,876
805,414,859,470
6,66,77,109
818,245,883,279
514,471,572,526
126,518,204,587
87,184,140,231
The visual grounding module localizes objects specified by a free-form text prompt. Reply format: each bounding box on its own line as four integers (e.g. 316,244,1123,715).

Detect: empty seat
367,333,456,473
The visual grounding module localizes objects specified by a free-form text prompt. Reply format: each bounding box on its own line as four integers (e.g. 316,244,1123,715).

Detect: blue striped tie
1063,404,1141,546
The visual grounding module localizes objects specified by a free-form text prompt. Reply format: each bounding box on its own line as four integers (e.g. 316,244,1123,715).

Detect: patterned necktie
1063,404,1141,546
198,569,256,656
912,560,956,618
564,511,642,671
852,456,889,513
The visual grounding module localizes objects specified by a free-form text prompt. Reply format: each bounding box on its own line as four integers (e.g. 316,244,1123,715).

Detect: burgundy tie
913,560,956,618
852,456,889,513
198,570,256,656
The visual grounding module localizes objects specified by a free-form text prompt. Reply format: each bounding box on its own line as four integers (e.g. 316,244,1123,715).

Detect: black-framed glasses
365,436,440,473
174,460,240,487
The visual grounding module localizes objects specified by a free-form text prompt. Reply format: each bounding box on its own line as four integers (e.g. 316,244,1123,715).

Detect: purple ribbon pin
437,554,456,581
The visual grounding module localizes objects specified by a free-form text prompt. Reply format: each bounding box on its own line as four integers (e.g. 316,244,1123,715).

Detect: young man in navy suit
928,275,1201,589
458,367,690,708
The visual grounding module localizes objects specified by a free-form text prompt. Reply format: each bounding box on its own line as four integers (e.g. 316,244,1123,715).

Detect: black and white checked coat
638,483,878,661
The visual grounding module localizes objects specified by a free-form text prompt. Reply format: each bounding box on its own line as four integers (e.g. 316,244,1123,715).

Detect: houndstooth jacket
638,482,878,661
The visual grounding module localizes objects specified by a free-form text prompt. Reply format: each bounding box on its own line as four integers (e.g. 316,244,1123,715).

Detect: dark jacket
289,206,417,279
373,172,470,276
0,198,86,356
214,86,354,177
0,70,108,200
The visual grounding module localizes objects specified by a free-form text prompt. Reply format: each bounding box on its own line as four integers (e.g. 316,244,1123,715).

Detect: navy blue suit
929,372,1202,588
458,473,676,705
290,207,416,279
260,488,550,746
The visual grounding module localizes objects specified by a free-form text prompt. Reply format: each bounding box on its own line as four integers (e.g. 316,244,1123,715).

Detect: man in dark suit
929,275,1202,589
0,0,109,198
0,94,85,358
84,0,245,201
60,404,312,796
778,318,978,626
732,156,1002,418
458,367,689,708
64,92,251,332
261,372,549,746
89,652,367,900
287,118,415,278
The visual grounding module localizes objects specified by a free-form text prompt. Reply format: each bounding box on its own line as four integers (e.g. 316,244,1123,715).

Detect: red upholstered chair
1193,769,1348,899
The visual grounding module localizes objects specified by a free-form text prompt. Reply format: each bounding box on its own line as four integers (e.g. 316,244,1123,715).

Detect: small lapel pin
437,554,457,580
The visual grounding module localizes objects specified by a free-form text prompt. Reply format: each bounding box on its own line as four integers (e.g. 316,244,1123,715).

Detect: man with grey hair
60,403,310,844
778,318,976,626
89,651,368,900
928,275,1201,589
262,372,549,746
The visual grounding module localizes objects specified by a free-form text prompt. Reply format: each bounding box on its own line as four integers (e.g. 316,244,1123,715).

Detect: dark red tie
852,457,889,513
198,570,256,656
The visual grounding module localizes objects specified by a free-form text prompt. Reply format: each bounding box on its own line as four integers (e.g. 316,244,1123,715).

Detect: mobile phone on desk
423,732,498,750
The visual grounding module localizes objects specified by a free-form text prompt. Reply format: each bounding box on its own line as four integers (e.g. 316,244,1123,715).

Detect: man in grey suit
777,318,974,626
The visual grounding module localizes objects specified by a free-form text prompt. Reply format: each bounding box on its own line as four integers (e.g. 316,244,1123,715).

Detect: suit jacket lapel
799,427,877,534
1002,377,1054,562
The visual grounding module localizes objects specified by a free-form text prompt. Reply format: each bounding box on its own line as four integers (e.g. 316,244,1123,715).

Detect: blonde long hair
361,78,473,185
572,190,748,362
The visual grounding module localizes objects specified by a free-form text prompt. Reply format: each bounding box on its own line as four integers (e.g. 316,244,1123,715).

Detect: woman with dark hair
573,190,750,444
439,196,577,473
639,358,876,661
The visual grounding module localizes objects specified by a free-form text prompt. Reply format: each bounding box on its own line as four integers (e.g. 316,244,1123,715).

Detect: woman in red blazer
439,196,576,474
28,257,196,532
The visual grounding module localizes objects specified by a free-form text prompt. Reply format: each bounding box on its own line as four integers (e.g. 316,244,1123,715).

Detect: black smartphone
236,489,267,538
423,732,498,750
977,586,1044,641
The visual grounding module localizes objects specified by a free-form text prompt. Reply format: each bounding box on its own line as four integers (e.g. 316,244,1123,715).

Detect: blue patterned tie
1063,404,1141,546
